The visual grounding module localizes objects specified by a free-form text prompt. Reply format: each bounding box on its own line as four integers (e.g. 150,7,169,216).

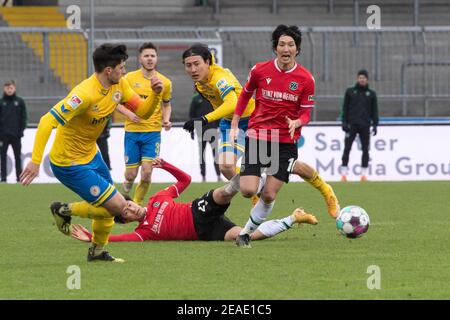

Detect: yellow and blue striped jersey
123,69,172,132
48,74,136,166
195,64,255,121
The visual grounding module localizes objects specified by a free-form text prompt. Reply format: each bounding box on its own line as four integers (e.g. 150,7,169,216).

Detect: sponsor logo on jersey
262,89,299,102
289,81,298,91
91,116,109,125
216,78,232,96
60,104,70,113
266,78,272,85
151,201,169,234
112,91,122,103
67,95,82,109
90,185,100,197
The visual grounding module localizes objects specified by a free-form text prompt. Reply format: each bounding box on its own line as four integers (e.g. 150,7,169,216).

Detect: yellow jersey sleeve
120,76,137,104
120,77,162,119
49,89,91,125
203,70,238,122
204,90,238,123
31,112,59,164
213,73,235,100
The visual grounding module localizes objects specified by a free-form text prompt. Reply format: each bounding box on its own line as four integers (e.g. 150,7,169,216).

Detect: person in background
340,69,379,182
0,80,27,183
189,92,221,182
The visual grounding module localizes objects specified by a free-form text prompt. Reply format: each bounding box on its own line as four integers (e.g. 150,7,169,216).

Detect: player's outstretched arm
204,90,238,123
71,224,143,242
20,112,58,185
153,158,191,198
116,104,141,123
122,76,163,120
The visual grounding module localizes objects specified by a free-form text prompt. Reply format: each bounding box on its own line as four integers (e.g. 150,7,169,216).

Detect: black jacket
341,83,378,127
0,93,27,139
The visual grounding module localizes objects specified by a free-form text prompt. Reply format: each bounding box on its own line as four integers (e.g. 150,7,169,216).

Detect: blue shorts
50,152,117,207
124,131,161,168
219,118,248,157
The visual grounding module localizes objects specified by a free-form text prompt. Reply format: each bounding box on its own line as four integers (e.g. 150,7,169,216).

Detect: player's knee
141,171,152,182
261,189,277,203
240,186,257,198
125,170,138,181
219,163,235,179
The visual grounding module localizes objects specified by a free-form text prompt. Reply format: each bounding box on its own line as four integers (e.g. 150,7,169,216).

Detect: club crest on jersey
153,201,160,208
67,95,82,109
90,185,100,197
112,91,122,103
133,82,141,89
289,81,298,91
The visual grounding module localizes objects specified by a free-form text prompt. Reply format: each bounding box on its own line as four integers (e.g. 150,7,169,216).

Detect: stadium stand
0,0,449,122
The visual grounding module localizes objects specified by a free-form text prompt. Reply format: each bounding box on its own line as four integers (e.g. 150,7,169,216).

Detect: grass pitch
0,181,449,299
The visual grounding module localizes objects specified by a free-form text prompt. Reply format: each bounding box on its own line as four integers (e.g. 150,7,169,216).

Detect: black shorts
191,190,236,241
240,137,298,183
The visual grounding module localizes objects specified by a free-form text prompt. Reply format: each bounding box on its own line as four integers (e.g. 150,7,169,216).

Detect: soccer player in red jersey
230,25,340,248
69,158,318,243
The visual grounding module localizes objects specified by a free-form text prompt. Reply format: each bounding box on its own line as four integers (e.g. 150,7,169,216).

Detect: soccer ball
336,205,370,238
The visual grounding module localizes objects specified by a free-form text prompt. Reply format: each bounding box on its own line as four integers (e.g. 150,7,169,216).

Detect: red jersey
235,59,315,143
133,188,198,241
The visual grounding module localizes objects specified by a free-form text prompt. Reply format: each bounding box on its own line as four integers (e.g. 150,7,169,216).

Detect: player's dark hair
4,79,16,87
139,42,157,54
114,193,133,224
182,44,212,65
272,25,302,56
93,43,129,73
357,69,369,79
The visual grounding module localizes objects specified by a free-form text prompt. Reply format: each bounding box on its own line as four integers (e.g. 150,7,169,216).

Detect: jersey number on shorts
197,199,209,213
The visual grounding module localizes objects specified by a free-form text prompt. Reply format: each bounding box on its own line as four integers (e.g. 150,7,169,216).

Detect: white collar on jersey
274,58,297,73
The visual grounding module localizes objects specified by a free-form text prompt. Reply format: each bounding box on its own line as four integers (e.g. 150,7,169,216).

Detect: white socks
224,174,240,195
257,216,294,238
256,173,267,194
240,198,275,235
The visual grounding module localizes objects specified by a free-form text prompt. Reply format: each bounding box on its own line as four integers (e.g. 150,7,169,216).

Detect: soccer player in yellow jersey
116,42,172,206
182,44,255,180
19,44,164,262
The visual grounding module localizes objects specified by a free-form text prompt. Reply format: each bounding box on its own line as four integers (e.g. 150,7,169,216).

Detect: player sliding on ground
19,44,164,262
65,158,318,243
